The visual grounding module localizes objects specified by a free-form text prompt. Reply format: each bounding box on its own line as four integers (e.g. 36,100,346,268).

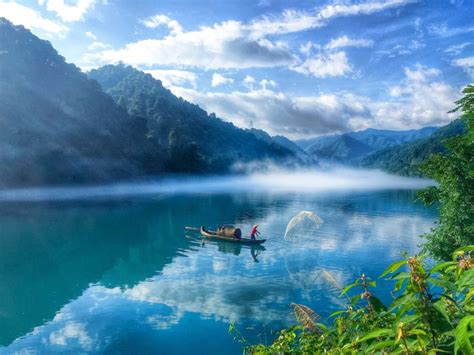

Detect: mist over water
0,167,433,202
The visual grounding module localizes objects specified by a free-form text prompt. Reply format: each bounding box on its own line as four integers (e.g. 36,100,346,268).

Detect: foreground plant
231,246,474,354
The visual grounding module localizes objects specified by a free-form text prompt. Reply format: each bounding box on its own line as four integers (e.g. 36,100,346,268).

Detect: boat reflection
190,236,266,262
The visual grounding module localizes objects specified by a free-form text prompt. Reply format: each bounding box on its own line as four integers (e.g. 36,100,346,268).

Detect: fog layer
0,167,433,202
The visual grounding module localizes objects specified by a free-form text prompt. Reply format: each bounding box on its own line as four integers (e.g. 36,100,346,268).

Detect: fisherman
250,224,261,240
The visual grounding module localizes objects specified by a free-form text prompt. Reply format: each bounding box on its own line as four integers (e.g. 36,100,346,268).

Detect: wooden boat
199,226,266,245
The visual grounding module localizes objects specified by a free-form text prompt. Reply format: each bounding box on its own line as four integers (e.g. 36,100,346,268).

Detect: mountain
0,18,165,188
361,119,465,176
89,65,296,172
347,127,438,150
271,135,316,164
246,128,316,164
306,134,375,163
296,127,439,164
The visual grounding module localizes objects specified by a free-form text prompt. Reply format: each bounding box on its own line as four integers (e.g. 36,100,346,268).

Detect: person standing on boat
250,224,260,240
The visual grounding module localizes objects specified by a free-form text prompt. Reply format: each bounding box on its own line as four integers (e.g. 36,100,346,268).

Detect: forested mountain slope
296,127,438,164
89,65,296,172
306,134,375,163
0,19,164,187
360,119,465,176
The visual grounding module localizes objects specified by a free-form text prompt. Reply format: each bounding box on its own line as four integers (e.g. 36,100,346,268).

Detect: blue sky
1,0,473,138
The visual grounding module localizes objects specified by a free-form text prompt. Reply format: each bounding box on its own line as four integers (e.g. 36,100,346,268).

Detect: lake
0,171,436,354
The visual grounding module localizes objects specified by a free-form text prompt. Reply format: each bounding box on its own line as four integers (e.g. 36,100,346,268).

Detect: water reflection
0,190,436,354
192,236,266,261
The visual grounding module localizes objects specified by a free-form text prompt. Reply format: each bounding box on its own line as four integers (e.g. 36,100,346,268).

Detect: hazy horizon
0,167,433,202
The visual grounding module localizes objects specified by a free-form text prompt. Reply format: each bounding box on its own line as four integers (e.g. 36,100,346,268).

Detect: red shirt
251,225,258,235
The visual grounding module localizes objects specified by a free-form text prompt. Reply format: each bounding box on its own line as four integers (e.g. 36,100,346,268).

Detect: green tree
418,85,474,260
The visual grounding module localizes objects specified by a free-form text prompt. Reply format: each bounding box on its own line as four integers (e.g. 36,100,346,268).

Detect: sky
1,0,473,138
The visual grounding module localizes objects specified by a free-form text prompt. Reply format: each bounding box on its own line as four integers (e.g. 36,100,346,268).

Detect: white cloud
248,0,415,37
318,0,417,19
87,41,111,52
87,41,110,51
370,65,459,128
98,20,296,69
243,75,256,85
42,0,96,22
325,35,373,50
452,56,474,78
0,1,68,36
169,65,459,138
408,39,424,50
427,22,474,38
293,51,352,78
260,79,276,89
170,86,357,137
211,73,234,87
141,14,183,35
444,42,470,55
145,69,198,88
96,0,414,70
85,31,96,40
299,41,315,55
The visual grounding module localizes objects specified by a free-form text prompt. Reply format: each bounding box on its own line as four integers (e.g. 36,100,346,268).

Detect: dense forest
89,65,299,173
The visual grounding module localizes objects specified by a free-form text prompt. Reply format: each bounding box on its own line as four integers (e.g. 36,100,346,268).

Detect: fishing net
284,210,323,241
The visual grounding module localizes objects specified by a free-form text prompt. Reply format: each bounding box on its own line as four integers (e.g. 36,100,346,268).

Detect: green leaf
351,293,361,305
340,283,358,297
391,293,416,311
329,310,347,318
369,295,387,312
357,329,394,343
452,245,474,260
429,277,457,292
430,261,457,273
394,278,406,292
366,339,394,352
456,268,474,289
399,314,421,325
454,315,474,355
390,271,410,280
381,260,407,278
409,329,427,336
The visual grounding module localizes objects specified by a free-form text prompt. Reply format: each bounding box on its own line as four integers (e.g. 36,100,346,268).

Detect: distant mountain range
295,123,464,175
360,120,465,176
0,19,299,188
296,127,438,164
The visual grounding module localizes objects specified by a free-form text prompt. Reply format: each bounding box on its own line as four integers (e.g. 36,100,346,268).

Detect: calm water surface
0,188,436,354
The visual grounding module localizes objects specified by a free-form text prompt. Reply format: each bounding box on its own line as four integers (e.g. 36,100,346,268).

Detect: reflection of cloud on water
125,274,291,325
49,322,95,351
285,266,349,307
147,310,184,330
